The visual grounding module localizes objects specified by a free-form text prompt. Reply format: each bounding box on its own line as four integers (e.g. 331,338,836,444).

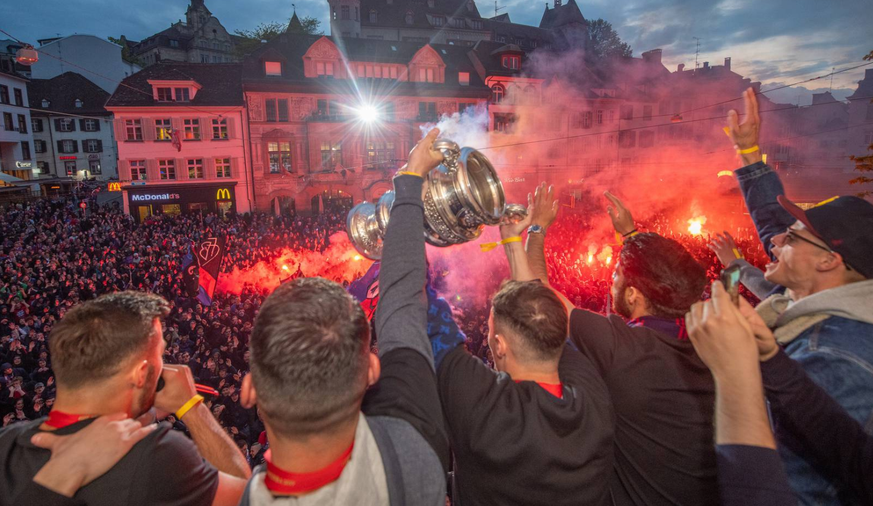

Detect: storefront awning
0,172,24,184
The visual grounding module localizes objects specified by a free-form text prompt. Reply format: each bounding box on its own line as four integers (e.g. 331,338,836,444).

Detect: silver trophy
347,139,522,260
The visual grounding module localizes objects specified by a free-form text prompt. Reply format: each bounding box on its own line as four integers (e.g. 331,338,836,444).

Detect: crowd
0,88,871,506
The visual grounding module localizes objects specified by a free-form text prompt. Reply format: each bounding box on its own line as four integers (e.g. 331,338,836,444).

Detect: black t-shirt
438,344,615,506
570,309,719,506
0,418,219,506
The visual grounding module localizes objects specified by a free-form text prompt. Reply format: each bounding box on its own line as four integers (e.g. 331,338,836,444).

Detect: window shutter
202,118,211,140
71,140,79,153
94,119,101,131
177,159,187,179
142,118,155,141
54,119,62,131
231,157,239,179
119,160,129,180
96,140,103,152
225,117,235,139
69,119,76,132
146,159,157,179
79,119,87,131
113,118,125,140
56,140,64,153
204,157,215,179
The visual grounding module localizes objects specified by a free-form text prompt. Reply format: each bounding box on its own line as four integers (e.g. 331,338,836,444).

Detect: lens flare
356,104,379,123
687,217,707,236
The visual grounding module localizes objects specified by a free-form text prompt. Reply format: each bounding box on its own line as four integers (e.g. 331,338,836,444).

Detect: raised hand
604,191,636,236
726,88,762,165
708,232,742,267
530,182,559,229
404,128,444,177
736,296,780,361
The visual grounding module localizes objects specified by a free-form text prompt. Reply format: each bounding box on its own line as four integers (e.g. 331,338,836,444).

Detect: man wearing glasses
726,88,873,505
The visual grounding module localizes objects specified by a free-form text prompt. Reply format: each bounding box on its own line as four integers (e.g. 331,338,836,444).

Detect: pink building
106,63,252,222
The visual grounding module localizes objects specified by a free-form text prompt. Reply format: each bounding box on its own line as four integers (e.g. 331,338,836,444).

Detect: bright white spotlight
357,104,380,123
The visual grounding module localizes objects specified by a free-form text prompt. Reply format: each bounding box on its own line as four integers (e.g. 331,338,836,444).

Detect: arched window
369,9,377,23
491,84,505,104
506,84,519,104
405,11,414,24
524,85,537,104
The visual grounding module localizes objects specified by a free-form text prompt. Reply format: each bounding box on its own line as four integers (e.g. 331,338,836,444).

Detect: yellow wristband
395,171,423,178
737,145,759,154
175,394,204,420
480,236,522,252
732,248,743,259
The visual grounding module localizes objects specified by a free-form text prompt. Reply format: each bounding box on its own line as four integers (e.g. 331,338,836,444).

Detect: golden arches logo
216,188,231,201
108,182,122,192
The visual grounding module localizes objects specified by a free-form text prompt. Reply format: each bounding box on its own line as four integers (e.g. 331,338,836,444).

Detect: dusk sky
3,0,871,105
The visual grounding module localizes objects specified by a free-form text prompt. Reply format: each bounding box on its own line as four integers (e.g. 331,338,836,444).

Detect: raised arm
374,128,444,364
522,183,574,313
727,89,795,259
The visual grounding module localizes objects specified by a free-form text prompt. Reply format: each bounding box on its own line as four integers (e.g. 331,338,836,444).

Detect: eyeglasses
784,229,854,272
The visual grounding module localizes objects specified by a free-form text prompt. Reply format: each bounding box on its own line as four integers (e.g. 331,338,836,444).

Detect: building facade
129,0,239,66
30,35,141,93
0,68,35,187
106,63,252,221
28,72,118,181
242,31,490,215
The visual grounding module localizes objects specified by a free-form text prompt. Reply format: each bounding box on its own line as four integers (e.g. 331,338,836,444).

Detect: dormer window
452,18,465,28
405,11,414,24
370,9,377,23
315,62,335,77
74,99,83,108
41,99,50,108
157,87,173,101
502,55,520,70
265,61,282,76
175,87,191,102
471,20,482,30
459,72,470,86
433,16,445,26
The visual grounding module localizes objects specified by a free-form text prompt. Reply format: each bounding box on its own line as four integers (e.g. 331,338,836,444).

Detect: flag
181,243,200,298
171,128,182,152
348,262,380,320
195,236,226,306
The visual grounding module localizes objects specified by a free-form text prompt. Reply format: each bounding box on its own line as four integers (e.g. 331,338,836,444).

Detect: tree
849,50,873,197
587,19,632,60
233,16,322,57
108,36,145,67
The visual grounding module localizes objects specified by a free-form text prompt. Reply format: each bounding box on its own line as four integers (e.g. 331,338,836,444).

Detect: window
315,62,334,77
42,99,50,108
268,142,292,173
212,118,228,139
471,20,483,30
620,105,633,121
384,102,395,120
60,140,78,153
130,160,147,180
157,88,173,101
369,9,377,23
491,84,505,104
265,61,282,76
278,99,289,121
418,102,436,121
83,119,98,132
187,159,204,179
0,85,8,104
183,119,200,140
212,56,219,63
155,119,172,140
215,158,231,178
65,160,77,176
494,113,515,133
74,99,83,108
89,160,102,174
20,141,30,160
406,11,414,24
320,141,343,169
864,131,873,146
365,141,395,166
643,105,652,121
170,39,179,48
36,161,49,174
355,6,359,20
159,159,176,180
452,18,464,28
524,85,537,103
459,103,475,115
125,119,142,140
501,55,520,70
32,118,43,132
201,54,209,63
2,113,12,131
459,72,470,86
85,139,102,153
639,130,655,148
418,68,435,82
433,16,445,26
596,110,604,124
341,5,349,19
618,130,636,148
17,115,26,133
58,118,75,132
13,89,22,106
34,139,46,153
175,88,191,102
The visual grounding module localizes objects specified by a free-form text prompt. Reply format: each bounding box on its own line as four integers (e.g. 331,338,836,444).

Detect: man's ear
240,374,257,409
367,352,381,387
493,333,508,360
626,286,647,312
132,359,149,389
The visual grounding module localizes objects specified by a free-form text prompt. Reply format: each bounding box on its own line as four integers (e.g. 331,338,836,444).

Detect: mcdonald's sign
108,182,122,192
216,188,232,201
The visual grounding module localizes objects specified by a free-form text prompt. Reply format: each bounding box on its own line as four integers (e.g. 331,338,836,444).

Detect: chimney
678,63,685,72
703,61,709,69
724,57,731,70
555,0,562,7
641,49,662,64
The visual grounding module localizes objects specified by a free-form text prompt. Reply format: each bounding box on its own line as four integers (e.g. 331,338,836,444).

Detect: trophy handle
432,139,461,174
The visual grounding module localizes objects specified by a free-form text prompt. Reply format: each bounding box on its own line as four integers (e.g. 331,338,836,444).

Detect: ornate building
128,0,240,66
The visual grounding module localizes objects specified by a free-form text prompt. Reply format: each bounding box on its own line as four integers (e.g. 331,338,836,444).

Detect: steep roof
28,72,111,115
848,69,873,101
539,0,586,29
359,0,483,28
105,62,243,107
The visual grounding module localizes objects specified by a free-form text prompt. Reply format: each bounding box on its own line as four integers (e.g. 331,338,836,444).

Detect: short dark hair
491,280,568,362
620,233,707,318
251,277,370,437
49,291,169,389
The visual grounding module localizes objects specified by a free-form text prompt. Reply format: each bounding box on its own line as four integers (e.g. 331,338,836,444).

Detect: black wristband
622,228,638,238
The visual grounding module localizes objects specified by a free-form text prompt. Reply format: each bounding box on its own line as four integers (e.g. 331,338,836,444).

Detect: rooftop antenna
693,37,701,70
829,66,835,92
494,0,505,17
